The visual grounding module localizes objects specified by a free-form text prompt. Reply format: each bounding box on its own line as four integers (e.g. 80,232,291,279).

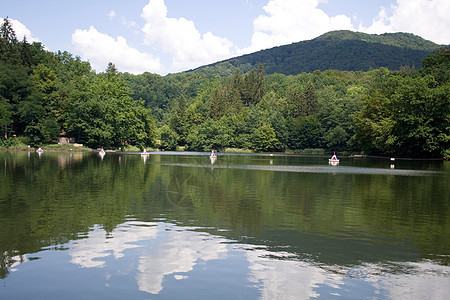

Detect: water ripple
157,162,441,176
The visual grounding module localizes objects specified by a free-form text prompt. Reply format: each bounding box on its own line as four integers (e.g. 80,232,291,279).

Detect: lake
1,151,449,299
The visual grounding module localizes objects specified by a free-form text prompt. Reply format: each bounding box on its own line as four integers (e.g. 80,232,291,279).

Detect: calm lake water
1,151,449,299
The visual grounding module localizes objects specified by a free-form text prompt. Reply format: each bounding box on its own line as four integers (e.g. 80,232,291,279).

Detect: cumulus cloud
70,0,450,75
361,0,450,44
243,0,450,54
72,26,162,74
141,0,238,72
243,0,355,53
9,18,41,43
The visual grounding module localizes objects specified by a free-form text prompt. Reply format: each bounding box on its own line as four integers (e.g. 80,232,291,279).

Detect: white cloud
383,261,450,299
141,0,238,73
136,225,228,294
243,0,355,53
245,247,342,299
108,10,116,20
70,0,450,75
242,0,450,55
9,19,41,43
69,222,158,268
361,0,450,44
72,26,162,74
122,18,138,28
68,221,229,295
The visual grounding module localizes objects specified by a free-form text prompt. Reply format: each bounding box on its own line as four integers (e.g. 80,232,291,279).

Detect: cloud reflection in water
66,221,450,298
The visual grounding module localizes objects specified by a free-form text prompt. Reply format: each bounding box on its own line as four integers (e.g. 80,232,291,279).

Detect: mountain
188,30,447,76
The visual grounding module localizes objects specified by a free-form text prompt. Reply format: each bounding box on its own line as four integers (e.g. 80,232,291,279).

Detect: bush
0,137,18,148
443,149,450,160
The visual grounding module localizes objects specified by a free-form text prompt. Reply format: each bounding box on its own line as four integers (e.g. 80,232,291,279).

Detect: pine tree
0,18,19,63
304,80,318,116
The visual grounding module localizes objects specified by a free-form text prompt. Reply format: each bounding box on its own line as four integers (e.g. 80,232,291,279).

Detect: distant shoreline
0,147,446,161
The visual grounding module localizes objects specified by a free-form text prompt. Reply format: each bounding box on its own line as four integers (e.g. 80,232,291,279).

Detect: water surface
1,151,449,299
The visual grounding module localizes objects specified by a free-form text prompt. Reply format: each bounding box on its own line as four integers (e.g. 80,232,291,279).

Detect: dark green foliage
185,118,234,151
64,72,155,148
190,30,447,76
169,95,188,145
303,80,318,116
158,125,178,150
420,48,450,84
251,123,280,152
289,116,323,150
354,59,449,157
241,65,265,105
0,18,19,64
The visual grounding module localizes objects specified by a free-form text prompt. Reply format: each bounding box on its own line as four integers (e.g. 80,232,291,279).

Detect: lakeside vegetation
1,18,449,158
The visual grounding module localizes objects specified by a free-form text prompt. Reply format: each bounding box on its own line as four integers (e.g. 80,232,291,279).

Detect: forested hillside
1,19,449,158
189,30,447,76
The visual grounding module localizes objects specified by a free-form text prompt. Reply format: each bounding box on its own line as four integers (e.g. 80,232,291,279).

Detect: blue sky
2,0,449,75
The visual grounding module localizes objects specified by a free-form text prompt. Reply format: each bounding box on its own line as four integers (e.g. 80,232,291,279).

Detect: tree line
1,19,449,158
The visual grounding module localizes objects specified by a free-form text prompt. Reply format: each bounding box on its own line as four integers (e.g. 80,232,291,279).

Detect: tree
324,125,348,150
0,18,19,64
209,85,227,120
389,76,449,157
251,124,279,152
158,125,178,150
303,80,318,116
170,95,188,145
0,96,12,136
354,71,449,157
289,116,323,150
353,90,395,155
209,79,243,120
286,82,305,118
65,72,156,148
106,62,118,76
241,65,265,106
186,118,233,151
421,49,450,85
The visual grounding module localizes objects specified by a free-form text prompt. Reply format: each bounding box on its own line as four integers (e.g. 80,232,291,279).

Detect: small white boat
209,150,217,159
141,149,150,156
329,152,339,165
99,148,105,157
36,147,43,153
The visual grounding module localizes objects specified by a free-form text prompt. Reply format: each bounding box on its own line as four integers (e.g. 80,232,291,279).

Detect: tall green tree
0,96,12,137
241,65,265,106
0,18,19,64
169,95,188,146
303,80,318,116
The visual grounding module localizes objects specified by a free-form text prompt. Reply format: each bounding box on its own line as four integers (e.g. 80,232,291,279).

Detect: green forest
1,19,449,158
189,30,445,76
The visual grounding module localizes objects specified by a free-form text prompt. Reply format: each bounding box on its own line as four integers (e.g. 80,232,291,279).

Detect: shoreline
0,147,445,161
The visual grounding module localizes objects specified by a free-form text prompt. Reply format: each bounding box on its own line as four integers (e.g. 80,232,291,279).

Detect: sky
2,0,450,75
